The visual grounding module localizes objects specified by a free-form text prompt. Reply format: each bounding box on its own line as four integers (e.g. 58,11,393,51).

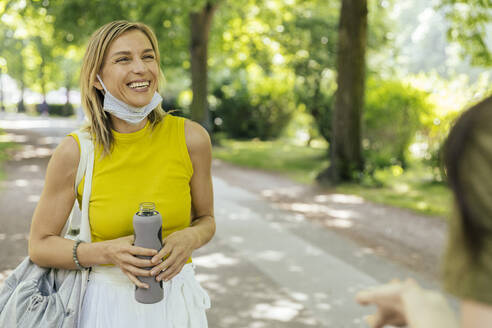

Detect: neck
110,115,148,133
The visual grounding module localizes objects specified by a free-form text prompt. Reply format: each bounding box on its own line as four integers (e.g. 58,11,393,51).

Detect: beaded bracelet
72,239,89,270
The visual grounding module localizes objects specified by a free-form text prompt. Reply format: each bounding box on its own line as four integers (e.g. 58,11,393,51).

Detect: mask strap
96,74,109,93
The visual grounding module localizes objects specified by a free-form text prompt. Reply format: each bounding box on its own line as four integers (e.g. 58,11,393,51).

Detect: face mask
96,74,163,125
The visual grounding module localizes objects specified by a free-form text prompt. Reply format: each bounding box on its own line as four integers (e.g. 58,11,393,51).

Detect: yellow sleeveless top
70,115,193,262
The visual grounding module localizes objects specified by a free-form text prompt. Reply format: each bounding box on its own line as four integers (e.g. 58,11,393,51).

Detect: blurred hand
355,279,413,328
356,278,458,328
149,228,198,282
103,235,159,289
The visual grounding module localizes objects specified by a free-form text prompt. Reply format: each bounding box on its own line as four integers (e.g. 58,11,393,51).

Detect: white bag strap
63,130,94,243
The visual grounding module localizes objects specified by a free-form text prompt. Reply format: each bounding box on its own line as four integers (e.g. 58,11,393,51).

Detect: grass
213,138,452,218
0,131,17,181
213,138,329,184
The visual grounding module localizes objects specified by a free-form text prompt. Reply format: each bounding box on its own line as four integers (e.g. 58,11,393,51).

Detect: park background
1,0,492,326
1,0,491,219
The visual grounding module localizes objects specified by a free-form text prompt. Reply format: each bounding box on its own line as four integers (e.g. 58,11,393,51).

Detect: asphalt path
0,113,452,327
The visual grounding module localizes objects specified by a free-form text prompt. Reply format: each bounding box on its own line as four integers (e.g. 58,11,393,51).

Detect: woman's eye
115,57,130,63
143,55,155,60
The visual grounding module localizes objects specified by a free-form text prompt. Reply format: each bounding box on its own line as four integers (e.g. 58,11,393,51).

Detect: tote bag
0,130,94,328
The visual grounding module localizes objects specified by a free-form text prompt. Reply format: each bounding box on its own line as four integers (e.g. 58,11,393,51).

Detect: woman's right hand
103,235,160,289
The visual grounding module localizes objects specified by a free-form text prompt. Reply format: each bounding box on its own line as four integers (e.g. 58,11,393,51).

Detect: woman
28,21,215,327
356,95,492,327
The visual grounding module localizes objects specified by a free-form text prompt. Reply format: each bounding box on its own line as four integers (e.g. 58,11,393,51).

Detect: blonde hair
80,20,166,155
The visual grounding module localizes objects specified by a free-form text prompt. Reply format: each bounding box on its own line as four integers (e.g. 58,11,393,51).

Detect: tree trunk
65,85,70,105
320,0,368,184
189,2,218,133
18,80,25,113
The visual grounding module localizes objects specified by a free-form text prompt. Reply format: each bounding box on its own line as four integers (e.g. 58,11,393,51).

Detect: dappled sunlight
287,265,304,273
394,183,410,193
256,250,286,261
0,117,78,130
227,235,244,244
27,194,40,202
325,218,354,229
12,145,53,160
193,252,239,269
38,136,62,145
195,241,320,327
0,133,28,143
353,247,376,258
304,245,323,256
3,178,44,190
261,186,306,198
20,164,40,173
314,193,364,204
14,179,29,187
224,206,254,221
279,202,358,221
251,299,304,322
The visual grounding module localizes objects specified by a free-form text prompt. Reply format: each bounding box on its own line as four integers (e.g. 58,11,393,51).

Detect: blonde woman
28,21,214,327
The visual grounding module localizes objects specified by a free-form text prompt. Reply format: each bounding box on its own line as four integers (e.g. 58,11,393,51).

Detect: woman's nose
131,58,147,73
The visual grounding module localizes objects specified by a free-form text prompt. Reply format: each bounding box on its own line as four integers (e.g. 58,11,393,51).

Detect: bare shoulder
184,119,211,157
48,135,80,178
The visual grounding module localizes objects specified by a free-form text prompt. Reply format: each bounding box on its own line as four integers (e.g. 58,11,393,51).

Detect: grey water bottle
133,202,164,304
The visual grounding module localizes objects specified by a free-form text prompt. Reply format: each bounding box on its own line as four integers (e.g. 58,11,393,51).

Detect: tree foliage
438,0,492,66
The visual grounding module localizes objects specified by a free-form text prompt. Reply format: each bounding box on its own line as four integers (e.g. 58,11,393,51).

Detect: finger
355,290,374,305
151,242,172,264
129,245,159,257
124,271,149,289
150,251,178,276
158,262,184,282
126,264,153,277
127,255,158,268
365,313,385,328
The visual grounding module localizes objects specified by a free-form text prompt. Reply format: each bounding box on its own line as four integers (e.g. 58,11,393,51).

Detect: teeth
128,81,150,89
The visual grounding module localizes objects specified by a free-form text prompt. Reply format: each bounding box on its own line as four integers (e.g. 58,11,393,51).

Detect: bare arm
461,300,492,328
28,135,108,270
186,119,215,249
356,279,459,328
150,119,215,281
28,136,157,288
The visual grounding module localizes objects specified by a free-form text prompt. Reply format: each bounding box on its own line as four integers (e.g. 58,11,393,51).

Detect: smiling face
96,29,159,108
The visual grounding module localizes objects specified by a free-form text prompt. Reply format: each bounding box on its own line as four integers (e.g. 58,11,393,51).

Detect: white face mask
96,74,163,125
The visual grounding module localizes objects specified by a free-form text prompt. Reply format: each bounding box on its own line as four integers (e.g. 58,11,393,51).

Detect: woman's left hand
149,227,198,282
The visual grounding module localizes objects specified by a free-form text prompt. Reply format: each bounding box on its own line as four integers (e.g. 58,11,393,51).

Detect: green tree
438,0,492,66
320,0,368,183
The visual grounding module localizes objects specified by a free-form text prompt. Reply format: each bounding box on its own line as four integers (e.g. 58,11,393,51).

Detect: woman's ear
93,79,103,91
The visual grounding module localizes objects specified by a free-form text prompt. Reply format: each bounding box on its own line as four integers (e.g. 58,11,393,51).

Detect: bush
363,79,431,172
213,68,296,140
36,103,74,117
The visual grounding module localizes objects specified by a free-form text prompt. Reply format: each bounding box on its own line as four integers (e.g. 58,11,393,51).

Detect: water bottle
133,202,163,304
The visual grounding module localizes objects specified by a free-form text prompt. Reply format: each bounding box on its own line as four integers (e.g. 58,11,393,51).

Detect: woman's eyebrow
111,48,154,57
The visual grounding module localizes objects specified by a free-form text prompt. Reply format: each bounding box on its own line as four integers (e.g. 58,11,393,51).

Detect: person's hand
355,279,412,328
103,235,159,289
356,279,459,328
149,228,198,282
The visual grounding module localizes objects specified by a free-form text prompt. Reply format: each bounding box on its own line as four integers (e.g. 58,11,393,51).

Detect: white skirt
79,263,210,328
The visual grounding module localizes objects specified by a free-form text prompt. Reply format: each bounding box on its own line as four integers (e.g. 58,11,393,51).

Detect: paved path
0,113,452,327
